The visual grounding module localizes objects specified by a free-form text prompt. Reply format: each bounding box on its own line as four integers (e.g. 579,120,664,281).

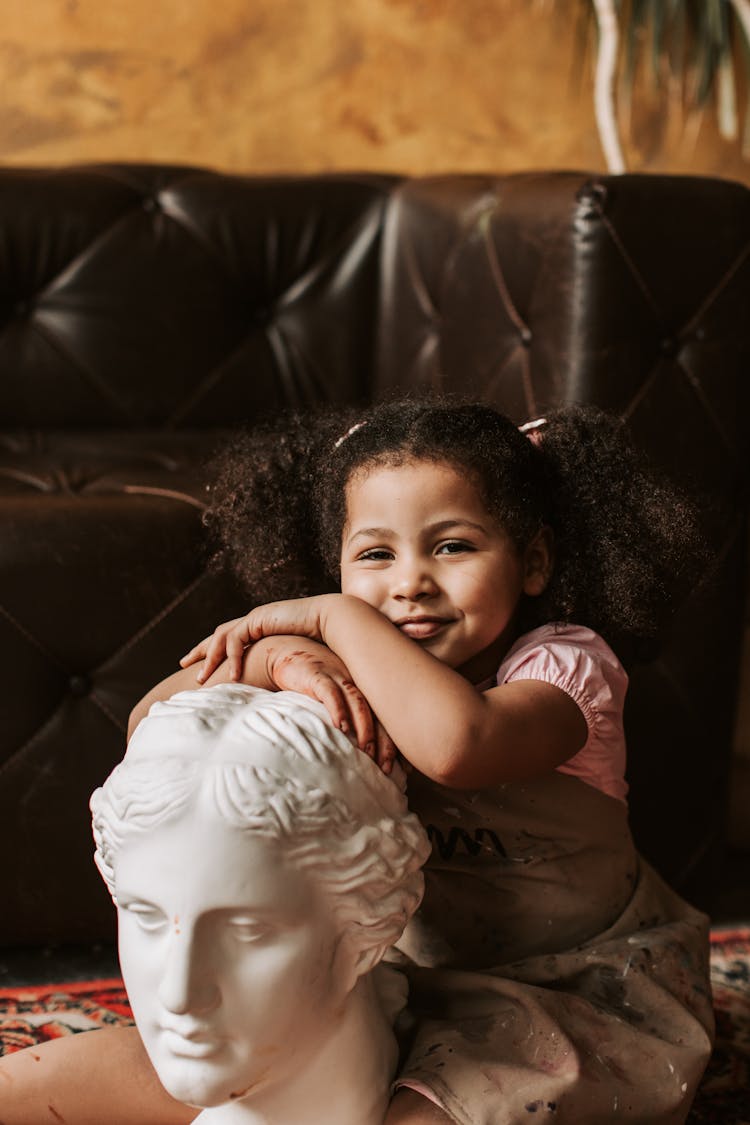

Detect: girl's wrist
241,636,277,691
318,593,351,641
319,593,386,651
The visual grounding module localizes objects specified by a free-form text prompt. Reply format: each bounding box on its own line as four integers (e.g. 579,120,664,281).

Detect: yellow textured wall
2,0,747,182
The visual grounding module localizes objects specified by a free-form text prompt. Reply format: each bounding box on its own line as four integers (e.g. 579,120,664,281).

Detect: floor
709,847,750,925
0,941,119,988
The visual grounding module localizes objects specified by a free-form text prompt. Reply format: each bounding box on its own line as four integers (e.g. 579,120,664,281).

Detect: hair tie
518,417,548,434
519,417,548,446
333,420,366,450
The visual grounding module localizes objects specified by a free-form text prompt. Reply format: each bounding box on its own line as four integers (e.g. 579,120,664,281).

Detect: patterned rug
0,977,132,1054
688,928,750,1125
0,930,748,1121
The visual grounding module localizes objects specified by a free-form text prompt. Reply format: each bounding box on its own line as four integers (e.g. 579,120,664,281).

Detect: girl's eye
356,548,393,562
437,540,474,555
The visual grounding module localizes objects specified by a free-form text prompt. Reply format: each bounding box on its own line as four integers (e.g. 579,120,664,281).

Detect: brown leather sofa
1,165,747,948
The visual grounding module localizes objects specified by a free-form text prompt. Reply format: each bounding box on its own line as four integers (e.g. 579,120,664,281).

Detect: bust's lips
160,1025,224,1058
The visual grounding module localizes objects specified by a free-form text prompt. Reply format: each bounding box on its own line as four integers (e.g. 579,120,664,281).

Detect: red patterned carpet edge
0,978,132,1055
0,930,747,1121
688,927,750,1125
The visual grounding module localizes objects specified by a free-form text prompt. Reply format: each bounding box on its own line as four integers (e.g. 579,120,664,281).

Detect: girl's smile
392,614,456,640
340,459,551,684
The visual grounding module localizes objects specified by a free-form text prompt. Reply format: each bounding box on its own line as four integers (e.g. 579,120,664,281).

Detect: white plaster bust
90,684,429,1125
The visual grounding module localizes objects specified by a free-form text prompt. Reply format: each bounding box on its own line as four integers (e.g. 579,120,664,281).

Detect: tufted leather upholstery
0,165,394,944
1,165,747,945
376,172,750,898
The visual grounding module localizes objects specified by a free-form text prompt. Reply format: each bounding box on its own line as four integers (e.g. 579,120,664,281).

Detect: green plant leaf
538,0,749,160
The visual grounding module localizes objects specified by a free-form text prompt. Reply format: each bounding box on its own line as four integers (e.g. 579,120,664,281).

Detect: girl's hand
180,607,398,775
262,636,375,758
271,641,398,774
180,617,244,674
372,721,398,777
180,596,338,683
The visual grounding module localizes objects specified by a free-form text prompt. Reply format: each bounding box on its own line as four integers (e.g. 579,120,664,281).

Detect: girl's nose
157,928,220,1016
393,559,439,601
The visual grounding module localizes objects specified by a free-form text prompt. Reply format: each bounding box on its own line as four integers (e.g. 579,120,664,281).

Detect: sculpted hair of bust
90,685,430,1125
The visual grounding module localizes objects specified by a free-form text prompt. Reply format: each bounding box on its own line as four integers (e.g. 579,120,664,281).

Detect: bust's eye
121,903,166,933
227,918,270,943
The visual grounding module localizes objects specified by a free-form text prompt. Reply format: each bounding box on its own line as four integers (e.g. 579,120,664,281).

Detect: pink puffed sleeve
496,624,629,802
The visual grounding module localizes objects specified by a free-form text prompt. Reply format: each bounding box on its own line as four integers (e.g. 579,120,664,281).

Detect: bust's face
115,800,350,1108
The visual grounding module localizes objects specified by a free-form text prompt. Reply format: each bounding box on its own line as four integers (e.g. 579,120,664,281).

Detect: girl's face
340,459,551,683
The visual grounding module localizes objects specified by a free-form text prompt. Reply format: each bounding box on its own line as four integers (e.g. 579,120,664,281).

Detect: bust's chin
153,1056,255,1110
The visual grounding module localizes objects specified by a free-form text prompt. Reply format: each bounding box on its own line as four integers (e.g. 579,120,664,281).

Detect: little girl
1,399,713,1124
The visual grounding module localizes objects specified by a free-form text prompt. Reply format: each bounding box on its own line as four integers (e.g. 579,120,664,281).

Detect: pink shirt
496,623,629,803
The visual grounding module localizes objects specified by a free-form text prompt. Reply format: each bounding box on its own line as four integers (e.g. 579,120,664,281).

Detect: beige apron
390,770,714,1124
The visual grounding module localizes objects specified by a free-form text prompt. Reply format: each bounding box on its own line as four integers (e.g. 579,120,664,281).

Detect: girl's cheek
339,566,355,596
340,569,376,603
340,574,360,597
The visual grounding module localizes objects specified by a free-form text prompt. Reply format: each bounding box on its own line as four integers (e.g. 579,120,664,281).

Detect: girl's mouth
394,617,452,640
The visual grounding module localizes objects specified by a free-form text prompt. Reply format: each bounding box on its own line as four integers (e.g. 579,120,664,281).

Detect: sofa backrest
0,166,747,944
376,172,750,901
0,164,393,428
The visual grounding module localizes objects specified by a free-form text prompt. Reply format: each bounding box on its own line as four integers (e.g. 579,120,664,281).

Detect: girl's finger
179,638,210,668
374,725,398,775
184,619,243,675
340,680,376,753
297,672,375,756
308,675,350,736
225,626,251,682
197,630,236,683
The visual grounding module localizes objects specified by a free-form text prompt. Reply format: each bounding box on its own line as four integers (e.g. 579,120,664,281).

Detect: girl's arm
187,595,588,789
130,634,395,771
0,1026,196,1125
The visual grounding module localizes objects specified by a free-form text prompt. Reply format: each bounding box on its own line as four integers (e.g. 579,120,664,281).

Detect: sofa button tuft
69,674,91,697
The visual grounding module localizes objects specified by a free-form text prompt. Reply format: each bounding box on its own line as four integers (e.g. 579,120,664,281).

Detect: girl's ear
522,527,554,597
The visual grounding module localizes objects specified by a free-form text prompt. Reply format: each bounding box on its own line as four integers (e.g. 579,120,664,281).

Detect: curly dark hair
205,397,704,659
